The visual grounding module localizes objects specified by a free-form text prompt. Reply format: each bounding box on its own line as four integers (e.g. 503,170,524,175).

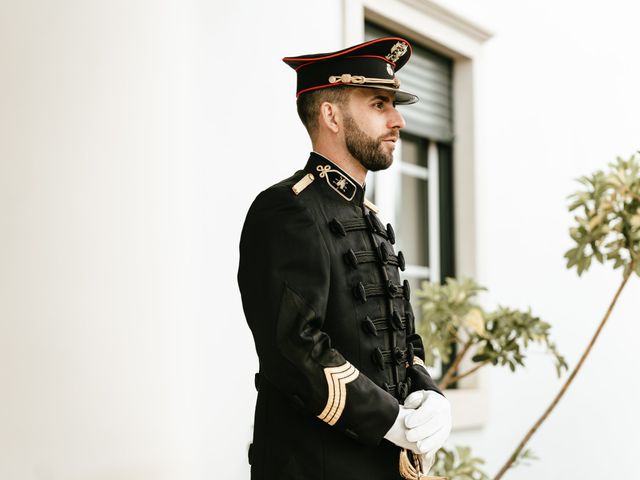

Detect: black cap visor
342,84,418,105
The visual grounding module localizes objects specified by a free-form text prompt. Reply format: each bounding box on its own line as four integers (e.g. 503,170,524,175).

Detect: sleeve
238,187,399,446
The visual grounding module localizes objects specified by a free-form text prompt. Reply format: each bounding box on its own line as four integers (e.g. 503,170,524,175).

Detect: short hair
296,86,350,136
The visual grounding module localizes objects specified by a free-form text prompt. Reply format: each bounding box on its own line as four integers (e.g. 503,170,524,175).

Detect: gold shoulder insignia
317,361,359,426
292,173,315,195
363,198,379,214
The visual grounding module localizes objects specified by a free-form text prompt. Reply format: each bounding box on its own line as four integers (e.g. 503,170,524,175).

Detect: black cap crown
283,37,418,105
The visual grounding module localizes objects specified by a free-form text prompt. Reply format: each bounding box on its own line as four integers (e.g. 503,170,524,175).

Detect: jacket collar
304,152,366,205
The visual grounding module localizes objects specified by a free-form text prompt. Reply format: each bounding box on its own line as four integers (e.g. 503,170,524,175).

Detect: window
346,0,492,428
365,23,456,354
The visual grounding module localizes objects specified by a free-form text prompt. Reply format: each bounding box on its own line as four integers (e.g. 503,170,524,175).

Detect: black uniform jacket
238,152,441,480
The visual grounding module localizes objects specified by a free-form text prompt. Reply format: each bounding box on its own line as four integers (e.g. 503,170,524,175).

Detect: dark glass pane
398,173,429,267
400,134,428,167
438,143,456,282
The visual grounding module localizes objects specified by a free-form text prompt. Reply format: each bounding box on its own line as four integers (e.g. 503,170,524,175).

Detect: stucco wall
436,1,640,478
1,1,639,479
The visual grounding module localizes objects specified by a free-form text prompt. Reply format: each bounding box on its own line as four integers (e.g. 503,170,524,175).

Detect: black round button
397,251,406,271
344,249,358,268
394,346,405,365
354,282,367,303
386,223,396,244
329,218,346,237
361,316,378,336
372,347,385,370
370,213,385,234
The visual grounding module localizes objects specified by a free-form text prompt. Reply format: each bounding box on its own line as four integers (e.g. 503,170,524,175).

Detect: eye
373,102,384,110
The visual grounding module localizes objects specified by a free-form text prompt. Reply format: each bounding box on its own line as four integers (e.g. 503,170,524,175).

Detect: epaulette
292,173,315,195
363,198,379,214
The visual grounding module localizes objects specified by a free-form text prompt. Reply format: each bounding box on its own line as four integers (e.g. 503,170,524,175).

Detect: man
238,37,451,480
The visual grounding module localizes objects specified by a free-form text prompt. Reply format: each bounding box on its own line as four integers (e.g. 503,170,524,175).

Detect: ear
318,101,341,134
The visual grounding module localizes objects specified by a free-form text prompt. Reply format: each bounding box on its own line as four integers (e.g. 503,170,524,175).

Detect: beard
343,113,394,172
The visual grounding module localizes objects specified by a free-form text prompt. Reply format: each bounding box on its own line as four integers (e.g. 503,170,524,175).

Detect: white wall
1,0,343,479
1,0,639,479
438,1,640,478
1,1,204,478
194,1,343,477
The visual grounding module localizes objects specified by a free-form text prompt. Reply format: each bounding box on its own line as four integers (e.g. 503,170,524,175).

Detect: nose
388,106,406,130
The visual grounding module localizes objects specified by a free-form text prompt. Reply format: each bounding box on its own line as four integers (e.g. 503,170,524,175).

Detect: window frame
344,0,492,430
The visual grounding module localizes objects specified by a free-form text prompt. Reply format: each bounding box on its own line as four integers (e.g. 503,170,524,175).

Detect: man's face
341,88,406,172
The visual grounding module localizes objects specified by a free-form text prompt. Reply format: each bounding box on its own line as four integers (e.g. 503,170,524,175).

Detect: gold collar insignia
316,165,357,201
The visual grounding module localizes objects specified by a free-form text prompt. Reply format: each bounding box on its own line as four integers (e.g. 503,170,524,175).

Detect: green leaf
431,445,491,480
566,153,640,277
471,353,489,362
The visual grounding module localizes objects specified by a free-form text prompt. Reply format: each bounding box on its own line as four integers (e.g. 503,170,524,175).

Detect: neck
312,141,367,186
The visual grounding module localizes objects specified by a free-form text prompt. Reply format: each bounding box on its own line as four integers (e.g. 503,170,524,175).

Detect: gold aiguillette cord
399,449,447,480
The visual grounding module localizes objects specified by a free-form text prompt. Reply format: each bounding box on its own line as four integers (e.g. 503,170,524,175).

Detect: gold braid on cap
328,74,400,88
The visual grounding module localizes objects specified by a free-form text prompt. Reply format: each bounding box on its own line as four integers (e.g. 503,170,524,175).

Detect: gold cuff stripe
317,362,360,426
413,356,425,368
317,362,352,423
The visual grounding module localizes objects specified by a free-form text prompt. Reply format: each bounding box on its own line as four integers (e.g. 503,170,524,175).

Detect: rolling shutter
365,23,453,142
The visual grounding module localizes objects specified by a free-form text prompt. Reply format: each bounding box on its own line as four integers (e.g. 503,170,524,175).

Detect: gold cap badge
386,41,408,63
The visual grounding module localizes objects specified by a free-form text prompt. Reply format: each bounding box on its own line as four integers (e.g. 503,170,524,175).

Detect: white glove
384,404,420,452
384,390,451,455
403,390,451,456
419,451,436,475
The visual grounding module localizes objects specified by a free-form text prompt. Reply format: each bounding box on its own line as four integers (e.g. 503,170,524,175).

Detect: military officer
238,37,452,480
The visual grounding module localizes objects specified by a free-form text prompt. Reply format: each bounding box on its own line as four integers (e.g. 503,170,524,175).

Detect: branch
493,262,635,480
447,323,463,344
438,338,473,390
628,190,640,202
444,360,490,387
